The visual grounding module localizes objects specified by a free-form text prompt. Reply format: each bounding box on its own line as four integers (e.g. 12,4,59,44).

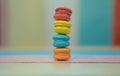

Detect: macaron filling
55,7,72,15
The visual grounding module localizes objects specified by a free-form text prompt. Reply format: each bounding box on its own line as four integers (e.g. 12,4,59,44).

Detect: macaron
54,20,71,34
53,34,70,48
54,7,72,21
54,48,70,60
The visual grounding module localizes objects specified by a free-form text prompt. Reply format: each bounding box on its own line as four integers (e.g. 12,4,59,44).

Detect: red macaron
54,7,72,21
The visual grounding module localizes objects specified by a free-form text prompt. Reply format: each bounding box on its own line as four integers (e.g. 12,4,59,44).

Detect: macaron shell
53,41,70,48
54,55,70,60
54,27,70,34
54,21,72,28
55,7,72,15
53,34,70,41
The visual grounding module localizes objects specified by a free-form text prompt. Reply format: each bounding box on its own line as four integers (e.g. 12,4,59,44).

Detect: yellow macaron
54,20,72,28
54,20,71,34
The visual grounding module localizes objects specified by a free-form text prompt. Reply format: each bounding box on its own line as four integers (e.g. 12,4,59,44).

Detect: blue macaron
53,34,70,48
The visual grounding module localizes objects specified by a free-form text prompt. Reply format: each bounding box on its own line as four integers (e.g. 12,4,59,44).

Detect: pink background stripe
0,56,120,63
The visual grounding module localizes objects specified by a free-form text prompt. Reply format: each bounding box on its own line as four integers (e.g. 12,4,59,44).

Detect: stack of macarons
53,7,72,60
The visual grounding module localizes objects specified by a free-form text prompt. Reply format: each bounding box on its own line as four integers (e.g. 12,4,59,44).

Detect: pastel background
0,1,120,76
0,0,120,49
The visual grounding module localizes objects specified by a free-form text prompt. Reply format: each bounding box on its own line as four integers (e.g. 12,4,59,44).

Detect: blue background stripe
0,50,120,56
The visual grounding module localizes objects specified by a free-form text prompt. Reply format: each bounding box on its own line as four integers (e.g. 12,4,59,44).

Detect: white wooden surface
0,63,120,76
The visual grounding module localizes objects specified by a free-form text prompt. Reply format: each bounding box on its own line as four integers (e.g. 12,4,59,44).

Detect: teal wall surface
79,0,113,45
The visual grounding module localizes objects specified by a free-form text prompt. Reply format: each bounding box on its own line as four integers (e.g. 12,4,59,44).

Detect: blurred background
0,0,120,50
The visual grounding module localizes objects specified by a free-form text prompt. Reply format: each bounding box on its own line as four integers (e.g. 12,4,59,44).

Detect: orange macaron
54,48,70,60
